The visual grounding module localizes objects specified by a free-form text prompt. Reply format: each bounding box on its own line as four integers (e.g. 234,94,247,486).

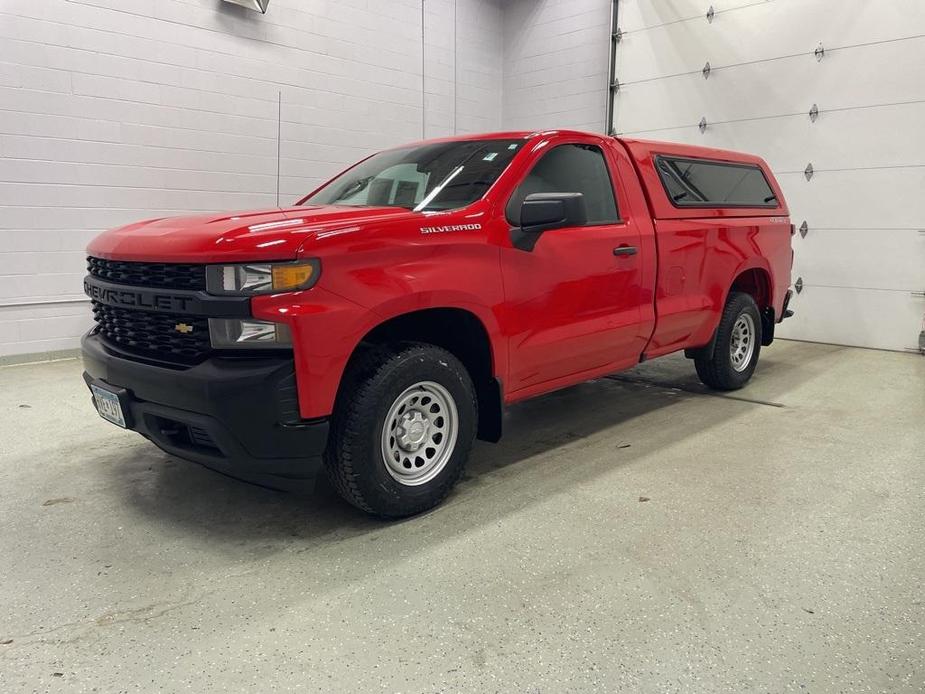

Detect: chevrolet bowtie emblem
174,323,194,334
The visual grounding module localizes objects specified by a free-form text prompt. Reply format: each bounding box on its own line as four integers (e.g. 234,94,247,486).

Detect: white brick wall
0,0,613,358
501,0,611,132
424,0,504,138
0,0,507,357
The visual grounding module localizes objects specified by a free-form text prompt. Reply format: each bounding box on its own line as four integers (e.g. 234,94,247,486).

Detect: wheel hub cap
397,412,429,450
381,381,459,486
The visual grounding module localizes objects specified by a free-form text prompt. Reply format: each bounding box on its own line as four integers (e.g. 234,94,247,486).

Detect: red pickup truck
82,130,793,517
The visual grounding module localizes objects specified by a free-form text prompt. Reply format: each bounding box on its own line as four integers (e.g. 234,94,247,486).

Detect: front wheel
694,291,762,391
324,343,477,518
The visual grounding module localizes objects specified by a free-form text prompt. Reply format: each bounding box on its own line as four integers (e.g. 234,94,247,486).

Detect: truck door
500,139,650,394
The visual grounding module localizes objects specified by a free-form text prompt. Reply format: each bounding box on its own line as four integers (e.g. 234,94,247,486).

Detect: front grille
87,256,206,291
92,301,211,363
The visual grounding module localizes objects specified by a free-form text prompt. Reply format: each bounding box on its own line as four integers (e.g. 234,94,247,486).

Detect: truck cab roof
396,130,786,218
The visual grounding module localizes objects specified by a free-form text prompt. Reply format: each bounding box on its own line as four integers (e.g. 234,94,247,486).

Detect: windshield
300,139,524,212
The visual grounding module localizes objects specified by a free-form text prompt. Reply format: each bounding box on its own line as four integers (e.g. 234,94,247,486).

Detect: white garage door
610,0,925,352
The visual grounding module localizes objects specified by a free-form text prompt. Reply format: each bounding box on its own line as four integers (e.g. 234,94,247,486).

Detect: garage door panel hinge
222,0,270,13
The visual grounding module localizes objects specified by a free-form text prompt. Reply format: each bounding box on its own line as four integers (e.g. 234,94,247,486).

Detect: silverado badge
174,323,194,334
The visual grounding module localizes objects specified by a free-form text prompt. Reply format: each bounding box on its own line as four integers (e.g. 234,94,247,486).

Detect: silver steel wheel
380,381,459,486
730,312,756,372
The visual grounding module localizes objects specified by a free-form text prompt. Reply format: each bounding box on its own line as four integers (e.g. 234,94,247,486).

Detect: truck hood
86,205,420,262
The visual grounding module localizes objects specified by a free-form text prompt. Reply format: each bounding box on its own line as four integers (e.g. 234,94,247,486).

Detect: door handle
613,245,637,256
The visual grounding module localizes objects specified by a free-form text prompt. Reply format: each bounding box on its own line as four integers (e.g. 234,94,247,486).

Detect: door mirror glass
520,192,588,234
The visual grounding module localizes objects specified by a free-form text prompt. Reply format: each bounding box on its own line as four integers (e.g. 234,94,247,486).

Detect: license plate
91,384,127,428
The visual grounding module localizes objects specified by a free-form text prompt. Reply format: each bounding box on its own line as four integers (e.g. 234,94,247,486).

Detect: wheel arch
687,264,775,360
727,265,776,346
729,266,773,310
338,306,504,443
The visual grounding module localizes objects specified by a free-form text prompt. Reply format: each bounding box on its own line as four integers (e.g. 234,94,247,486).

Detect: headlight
205,260,320,295
209,318,292,349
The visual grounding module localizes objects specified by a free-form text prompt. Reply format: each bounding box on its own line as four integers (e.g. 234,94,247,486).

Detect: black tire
324,343,477,518
694,291,762,391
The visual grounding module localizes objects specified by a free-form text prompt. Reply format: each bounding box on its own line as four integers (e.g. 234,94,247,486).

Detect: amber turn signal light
272,263,316,291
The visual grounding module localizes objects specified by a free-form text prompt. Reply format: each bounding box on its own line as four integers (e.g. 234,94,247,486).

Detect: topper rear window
655,155,778,208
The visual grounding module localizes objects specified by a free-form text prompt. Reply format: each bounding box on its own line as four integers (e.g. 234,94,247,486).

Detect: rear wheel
324,343,476,518
694,291,762,391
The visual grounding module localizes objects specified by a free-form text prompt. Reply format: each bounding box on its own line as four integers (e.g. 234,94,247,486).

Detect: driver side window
506,144,620,226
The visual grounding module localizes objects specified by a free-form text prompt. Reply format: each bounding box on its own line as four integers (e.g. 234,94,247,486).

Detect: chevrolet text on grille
84,280,196,312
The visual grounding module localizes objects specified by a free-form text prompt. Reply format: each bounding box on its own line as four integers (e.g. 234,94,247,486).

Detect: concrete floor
0,341,922,693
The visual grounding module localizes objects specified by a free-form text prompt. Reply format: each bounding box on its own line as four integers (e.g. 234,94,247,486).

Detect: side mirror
510,192,589,251
520,192,588,234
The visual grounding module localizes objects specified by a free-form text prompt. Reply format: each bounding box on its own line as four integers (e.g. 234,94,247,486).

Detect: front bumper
81,332,328,481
